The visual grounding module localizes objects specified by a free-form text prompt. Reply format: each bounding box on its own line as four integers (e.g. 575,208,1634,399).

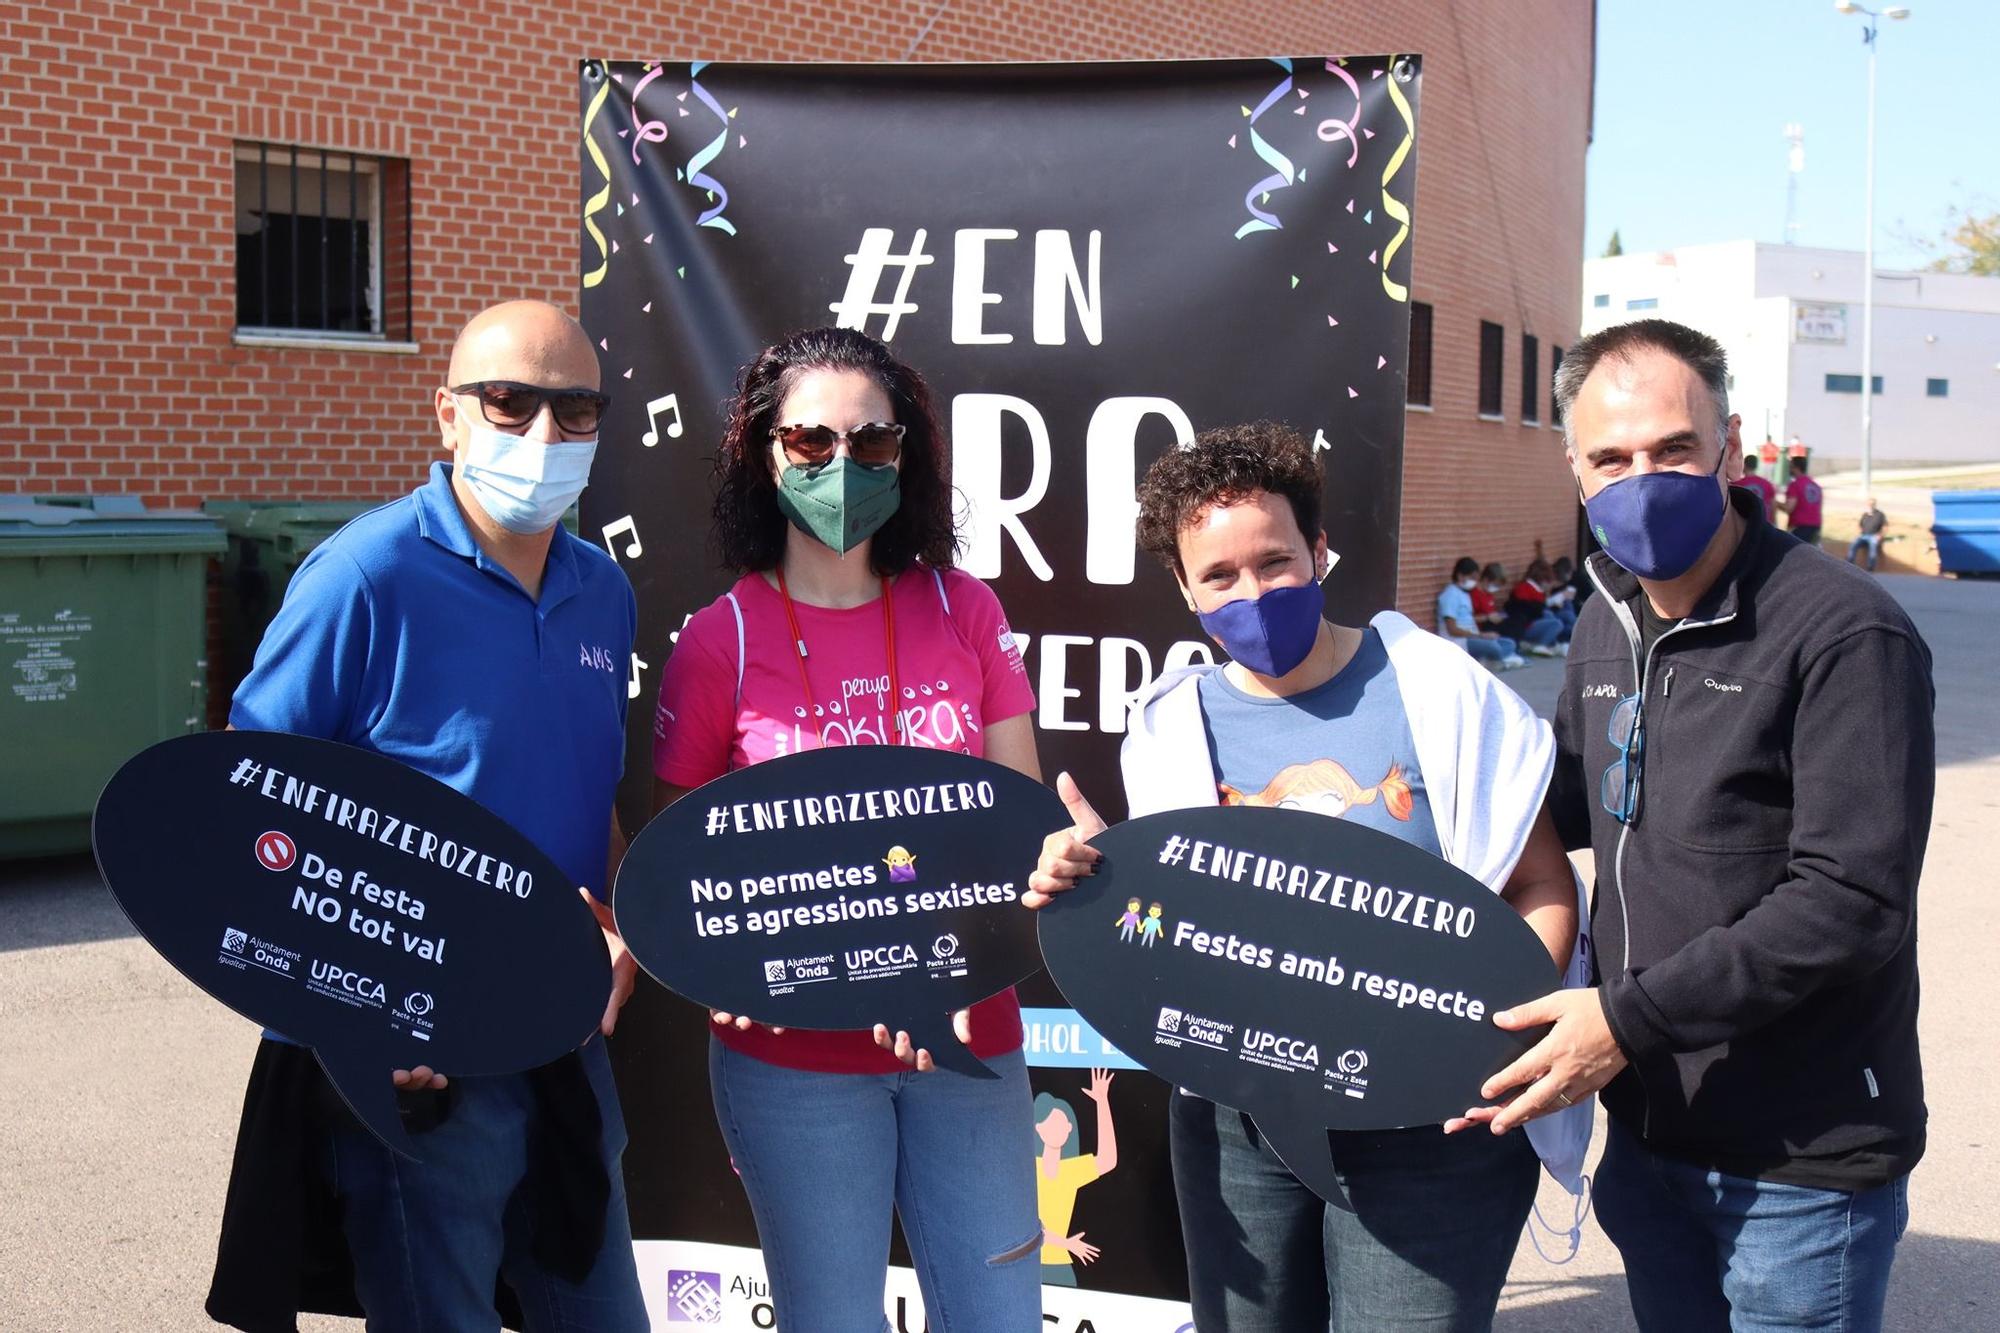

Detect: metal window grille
1478,321,1504,417
1406,302,1433,407
1520,333,1540,423
234,144,411,339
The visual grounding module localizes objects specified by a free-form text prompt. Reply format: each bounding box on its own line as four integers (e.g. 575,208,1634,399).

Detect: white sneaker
1501,655,1528,670
1523,643,1559,658
1555,641,1571,656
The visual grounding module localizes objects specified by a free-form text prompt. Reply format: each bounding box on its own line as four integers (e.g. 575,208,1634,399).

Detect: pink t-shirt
1734,474,1776,522
1784,476,1823,528
652,565,1036,1073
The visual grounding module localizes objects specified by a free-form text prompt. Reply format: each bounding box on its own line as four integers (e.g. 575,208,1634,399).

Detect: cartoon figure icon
883,846,918,883
1034,1069,1120,1287
1139,903,1164,947
1114,898,1142,943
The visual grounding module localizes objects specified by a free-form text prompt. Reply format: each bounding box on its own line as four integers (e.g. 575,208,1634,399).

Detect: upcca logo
310,960,386,1003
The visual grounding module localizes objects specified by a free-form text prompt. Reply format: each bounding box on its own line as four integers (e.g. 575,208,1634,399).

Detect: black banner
578,55,1421,1325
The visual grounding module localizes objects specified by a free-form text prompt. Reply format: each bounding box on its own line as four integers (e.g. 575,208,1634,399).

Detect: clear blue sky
1585,0,2000,269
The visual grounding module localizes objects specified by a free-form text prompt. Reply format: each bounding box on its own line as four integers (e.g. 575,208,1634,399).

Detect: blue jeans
1168,1094,1537,1331
710,1037,1042,1332
328,1038,649,1332
1550,605,1578,637
1594,1119,1909,1332
1848,534,1882,570
1462,635,1517,663
1519,613,1564,649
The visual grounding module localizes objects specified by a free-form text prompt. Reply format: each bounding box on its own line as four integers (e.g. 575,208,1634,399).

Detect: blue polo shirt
231,463,636,897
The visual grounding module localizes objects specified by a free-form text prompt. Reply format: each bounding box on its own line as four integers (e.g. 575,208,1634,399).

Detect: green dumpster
0,498,226,858
204,501,377,708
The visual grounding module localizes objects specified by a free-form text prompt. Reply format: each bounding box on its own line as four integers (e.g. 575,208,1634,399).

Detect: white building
1581,240,2000,470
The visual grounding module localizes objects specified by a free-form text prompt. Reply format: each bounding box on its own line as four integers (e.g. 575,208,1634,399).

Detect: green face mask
774,457,903,554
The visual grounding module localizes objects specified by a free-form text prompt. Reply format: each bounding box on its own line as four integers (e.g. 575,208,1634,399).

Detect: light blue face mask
457,426,597,534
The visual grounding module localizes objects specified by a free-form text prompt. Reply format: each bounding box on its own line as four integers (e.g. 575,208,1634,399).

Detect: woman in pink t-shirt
649,327,1044,1328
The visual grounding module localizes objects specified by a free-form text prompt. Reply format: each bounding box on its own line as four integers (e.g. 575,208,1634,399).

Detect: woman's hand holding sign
1023,773,1106,908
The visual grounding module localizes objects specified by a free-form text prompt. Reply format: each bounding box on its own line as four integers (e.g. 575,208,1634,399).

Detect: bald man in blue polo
208,301,649,1331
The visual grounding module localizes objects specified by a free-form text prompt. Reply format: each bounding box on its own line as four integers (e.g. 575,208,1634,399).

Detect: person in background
1779,454,1824,549
1473,563,1510,633
649,326,1044,1329
1734,451,1776,522
1849,497,1887,572
1499,559,1568,656
1438,556,1525,670
1552,554,1590,612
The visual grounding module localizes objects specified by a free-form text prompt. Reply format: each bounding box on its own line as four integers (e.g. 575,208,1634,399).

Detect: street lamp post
1836,0,1910,498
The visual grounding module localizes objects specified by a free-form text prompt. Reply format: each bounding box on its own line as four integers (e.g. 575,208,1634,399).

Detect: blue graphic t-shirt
1195,627,1442,857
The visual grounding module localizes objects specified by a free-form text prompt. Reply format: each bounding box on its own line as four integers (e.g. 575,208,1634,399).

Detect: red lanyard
773,569,905,748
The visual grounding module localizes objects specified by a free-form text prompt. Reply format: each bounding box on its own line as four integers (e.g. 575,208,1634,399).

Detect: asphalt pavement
2,574,1994,1331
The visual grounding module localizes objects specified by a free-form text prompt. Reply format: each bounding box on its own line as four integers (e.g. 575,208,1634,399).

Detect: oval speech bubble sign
1036,805,1556,1205
92,731,610,1160
615,746,1065,1077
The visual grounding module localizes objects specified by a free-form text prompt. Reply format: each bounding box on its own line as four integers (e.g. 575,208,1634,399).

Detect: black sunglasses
771,422,905,468
449,381,610,435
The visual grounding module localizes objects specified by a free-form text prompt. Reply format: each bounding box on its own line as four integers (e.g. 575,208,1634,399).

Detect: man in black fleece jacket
1447,319,1931,1332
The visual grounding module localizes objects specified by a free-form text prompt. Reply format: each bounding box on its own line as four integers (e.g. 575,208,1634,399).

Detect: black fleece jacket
1551,488,1933,1189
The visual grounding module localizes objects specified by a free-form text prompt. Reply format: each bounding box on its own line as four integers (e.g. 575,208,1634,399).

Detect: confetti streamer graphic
1316,60,1362,168
1379,60,1416,302
629,64,670,164
685,60,737,236
1233,58,1295,240
581,73,613,289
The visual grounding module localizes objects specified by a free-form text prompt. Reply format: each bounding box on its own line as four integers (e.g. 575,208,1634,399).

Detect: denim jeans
1462,635,1517,663
1168,1094,1537,1332
1594,1119,1909,1332
327,1037,649,1332
710,1037,1042,1332
1519,613,1564,649
1848,534,1882,570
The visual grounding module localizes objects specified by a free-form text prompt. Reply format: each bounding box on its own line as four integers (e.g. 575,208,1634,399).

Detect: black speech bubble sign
92,731,610,1160
615,747,1066,1078
1037,806,1556,1207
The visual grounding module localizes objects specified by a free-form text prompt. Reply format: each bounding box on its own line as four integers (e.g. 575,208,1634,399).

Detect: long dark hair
712,326,956,576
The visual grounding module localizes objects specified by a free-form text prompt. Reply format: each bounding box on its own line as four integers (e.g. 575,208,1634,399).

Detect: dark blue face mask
1196,581,1325,677
1583,449,1727,581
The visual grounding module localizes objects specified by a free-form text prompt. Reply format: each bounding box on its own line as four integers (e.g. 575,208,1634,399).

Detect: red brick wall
2,0,1591,622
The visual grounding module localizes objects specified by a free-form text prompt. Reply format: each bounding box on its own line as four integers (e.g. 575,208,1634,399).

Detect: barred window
234,144,411,339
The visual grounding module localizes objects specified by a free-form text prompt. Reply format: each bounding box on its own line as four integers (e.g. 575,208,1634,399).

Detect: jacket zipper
1585,560,1736,1139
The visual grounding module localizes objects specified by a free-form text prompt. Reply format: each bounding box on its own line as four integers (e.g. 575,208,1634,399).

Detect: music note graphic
628,652,650,701
641,394,683,447
601,515,642,561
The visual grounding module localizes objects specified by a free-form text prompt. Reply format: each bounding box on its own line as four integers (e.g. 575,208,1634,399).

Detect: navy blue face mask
1196,581,1325,677
1583,448,1727,581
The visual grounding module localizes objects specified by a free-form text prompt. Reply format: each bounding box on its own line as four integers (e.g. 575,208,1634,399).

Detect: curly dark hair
1135,421,1322,575
711,326,956,575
